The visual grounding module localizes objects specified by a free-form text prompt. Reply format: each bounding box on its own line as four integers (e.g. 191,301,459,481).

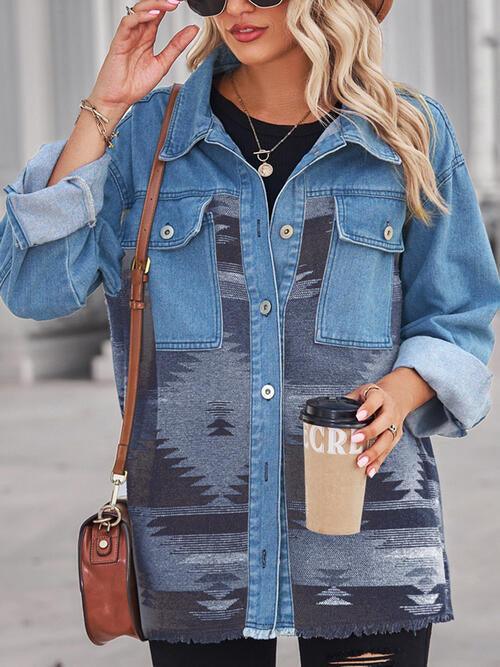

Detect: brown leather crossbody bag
77,82,182,646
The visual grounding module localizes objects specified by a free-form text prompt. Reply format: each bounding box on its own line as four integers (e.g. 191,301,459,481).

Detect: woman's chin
224,39,282,67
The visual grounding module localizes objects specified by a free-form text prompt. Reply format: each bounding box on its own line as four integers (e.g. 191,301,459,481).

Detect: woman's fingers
344,384,385,422
155,24,200,71
120,0,181,32
356,427,396,474
119,11,165,38
92,0,193,109
120,0,199,71
127,0,182,15
368,449,391,477
361,433,397,478
353,406,401,477
352,403,401,445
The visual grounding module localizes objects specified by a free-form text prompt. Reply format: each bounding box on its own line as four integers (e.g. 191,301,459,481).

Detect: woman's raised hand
89,1,199,112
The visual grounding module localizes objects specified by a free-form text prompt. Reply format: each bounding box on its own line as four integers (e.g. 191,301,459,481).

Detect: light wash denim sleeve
3,140,113,250
392,151,500,438
0,112,132,320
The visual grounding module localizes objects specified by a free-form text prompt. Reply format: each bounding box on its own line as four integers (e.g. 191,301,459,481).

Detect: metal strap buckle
109,471,127,507
92,503,122,530
130,256,151,274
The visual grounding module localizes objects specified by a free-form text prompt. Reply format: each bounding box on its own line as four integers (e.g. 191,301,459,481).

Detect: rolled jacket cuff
392,335,493,438
3,139,112,250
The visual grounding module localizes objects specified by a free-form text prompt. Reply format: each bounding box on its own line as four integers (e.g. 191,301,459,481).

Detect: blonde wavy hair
185,0,449,226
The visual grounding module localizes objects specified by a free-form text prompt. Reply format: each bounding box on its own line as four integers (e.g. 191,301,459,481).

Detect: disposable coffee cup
299,395,376,536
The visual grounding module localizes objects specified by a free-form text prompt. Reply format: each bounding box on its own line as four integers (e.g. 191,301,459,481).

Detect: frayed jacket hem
290,610,454,640
144,611,454,644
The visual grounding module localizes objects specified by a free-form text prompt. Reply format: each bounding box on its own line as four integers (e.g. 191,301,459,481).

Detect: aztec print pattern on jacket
282,195,452,638
106,194,251,642
104,192,453,643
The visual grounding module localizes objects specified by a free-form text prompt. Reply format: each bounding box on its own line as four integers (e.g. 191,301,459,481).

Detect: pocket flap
335,194,407,252
120,193,214,249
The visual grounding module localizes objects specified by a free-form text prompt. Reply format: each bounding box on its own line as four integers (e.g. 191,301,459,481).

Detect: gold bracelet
76,98,119,149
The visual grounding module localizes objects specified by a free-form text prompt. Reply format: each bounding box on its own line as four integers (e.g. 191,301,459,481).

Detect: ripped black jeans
149,624,432,666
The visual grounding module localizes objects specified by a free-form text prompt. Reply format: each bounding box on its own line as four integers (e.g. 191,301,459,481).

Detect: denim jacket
1,41,499,643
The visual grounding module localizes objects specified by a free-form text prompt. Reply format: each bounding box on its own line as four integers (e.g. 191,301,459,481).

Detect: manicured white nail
357,456,369,468
148,9,161,13
368,468,376,478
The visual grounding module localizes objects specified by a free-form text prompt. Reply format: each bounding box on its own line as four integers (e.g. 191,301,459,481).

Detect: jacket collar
159,41,401,166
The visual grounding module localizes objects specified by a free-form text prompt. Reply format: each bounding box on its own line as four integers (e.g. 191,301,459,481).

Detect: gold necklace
228,70,314,178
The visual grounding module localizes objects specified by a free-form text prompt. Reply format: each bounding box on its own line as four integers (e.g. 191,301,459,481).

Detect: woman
1,0,499,665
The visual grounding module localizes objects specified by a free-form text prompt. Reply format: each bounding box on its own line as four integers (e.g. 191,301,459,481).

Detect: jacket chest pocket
314,194,406,349
120,194,223,350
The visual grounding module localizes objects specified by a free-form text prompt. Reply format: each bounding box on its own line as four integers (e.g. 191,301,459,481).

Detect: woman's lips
230,27,268,43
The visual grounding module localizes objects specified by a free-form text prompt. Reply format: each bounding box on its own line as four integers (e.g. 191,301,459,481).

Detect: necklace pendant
258,162,273,177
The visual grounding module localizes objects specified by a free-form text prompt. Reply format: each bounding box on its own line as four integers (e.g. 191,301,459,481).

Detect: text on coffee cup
304,423,364,455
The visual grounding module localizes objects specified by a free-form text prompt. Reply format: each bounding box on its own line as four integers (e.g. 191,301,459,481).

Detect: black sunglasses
186,0,284,18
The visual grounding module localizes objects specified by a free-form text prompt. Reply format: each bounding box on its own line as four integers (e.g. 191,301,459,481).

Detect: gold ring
387,423,398,440
362,384,382,400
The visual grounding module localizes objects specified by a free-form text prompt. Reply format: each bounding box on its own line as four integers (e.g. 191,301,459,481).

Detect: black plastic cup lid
299,395,374,429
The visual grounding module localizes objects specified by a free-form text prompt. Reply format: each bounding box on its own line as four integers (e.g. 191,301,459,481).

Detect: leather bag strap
110,82,182,484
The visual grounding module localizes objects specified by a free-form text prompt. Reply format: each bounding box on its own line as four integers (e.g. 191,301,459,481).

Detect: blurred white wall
0,0,499,382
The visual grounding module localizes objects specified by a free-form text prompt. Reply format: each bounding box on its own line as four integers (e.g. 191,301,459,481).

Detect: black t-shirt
210,80,339,220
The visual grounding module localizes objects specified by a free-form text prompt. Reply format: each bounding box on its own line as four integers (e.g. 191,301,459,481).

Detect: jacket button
261,384,275,399
160,224,174,240
99,539,109,548
383,224,393,240
279,224,294,239
260,299,272,315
